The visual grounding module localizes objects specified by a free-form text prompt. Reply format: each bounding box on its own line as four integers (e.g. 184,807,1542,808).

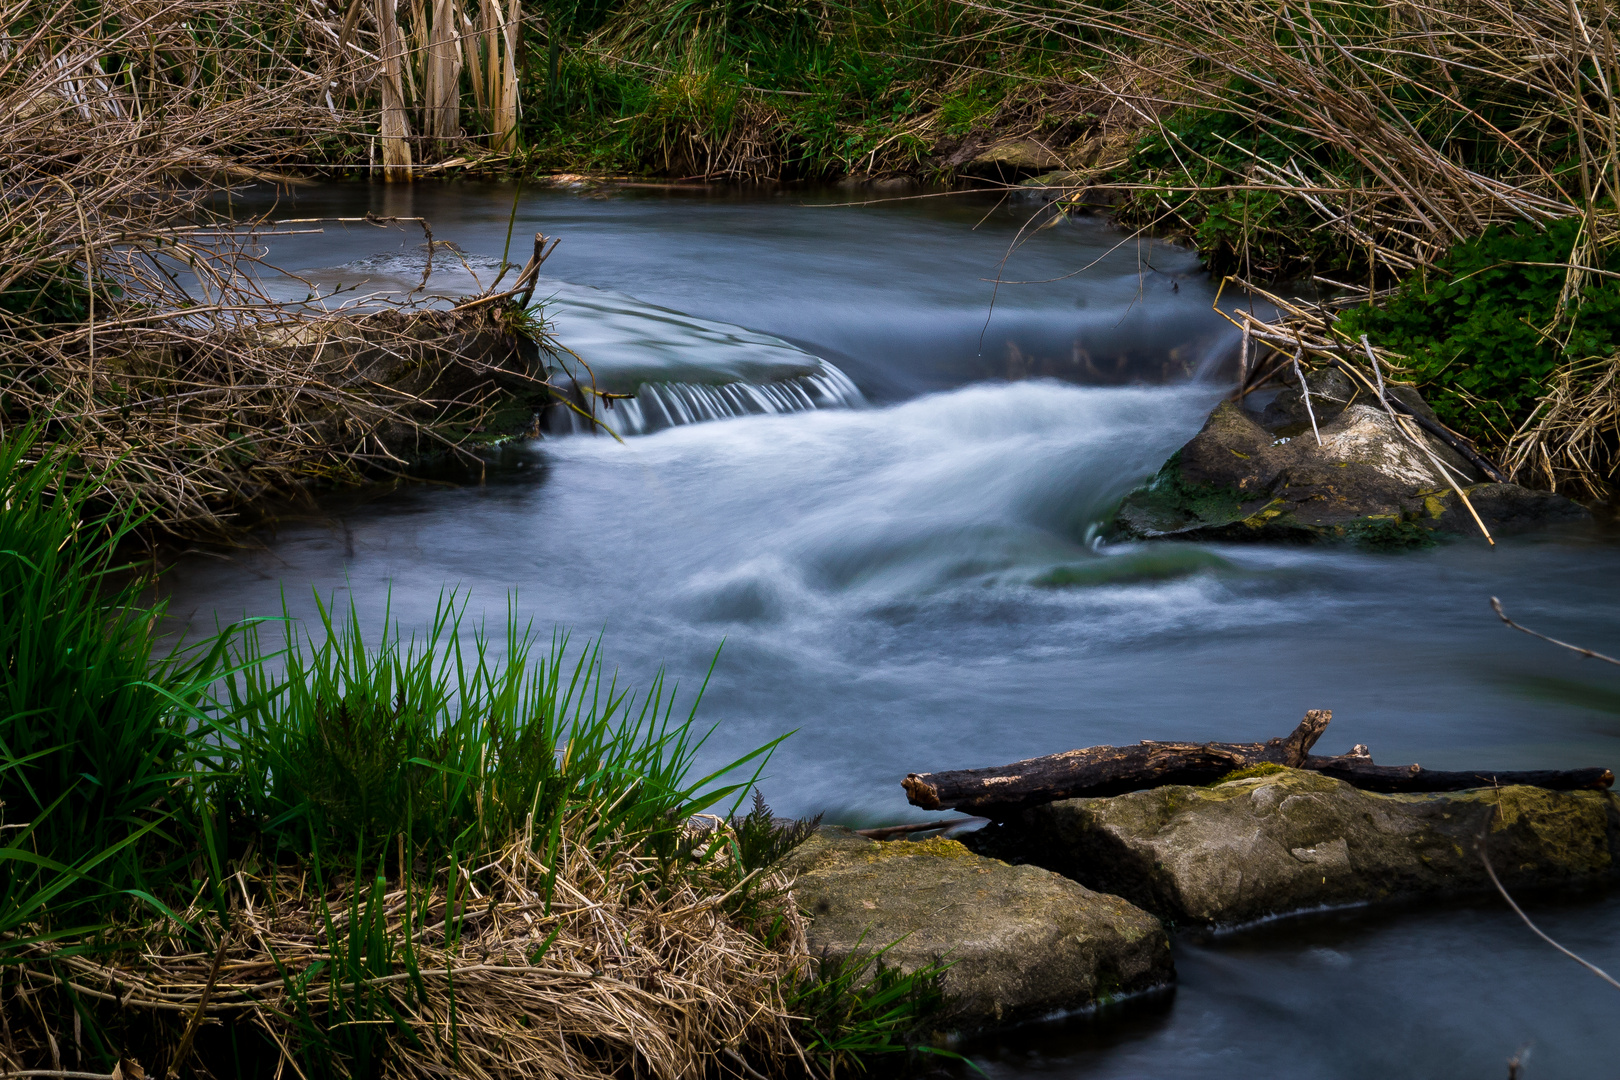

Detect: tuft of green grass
0,432,948,1077
211,588,783,877
0,432,236,948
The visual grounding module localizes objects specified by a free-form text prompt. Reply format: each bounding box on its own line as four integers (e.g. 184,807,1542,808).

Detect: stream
167,182,1620,1078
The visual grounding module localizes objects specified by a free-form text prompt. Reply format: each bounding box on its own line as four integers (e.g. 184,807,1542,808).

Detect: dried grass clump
6,828,811,1080
978,0,1608,267
0,0,567,534
1502,357,1620,499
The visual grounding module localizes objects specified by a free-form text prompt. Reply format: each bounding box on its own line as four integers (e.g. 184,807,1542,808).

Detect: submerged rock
1115,374,1588,544
784,827,1172,1029
964,769,1620,927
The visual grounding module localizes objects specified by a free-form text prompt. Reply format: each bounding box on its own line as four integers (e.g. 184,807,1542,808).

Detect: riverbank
505,0,1620,502
13,0,1619,533
0,437,951,1079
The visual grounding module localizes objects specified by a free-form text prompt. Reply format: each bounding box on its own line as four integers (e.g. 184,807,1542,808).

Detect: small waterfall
545,360,864,437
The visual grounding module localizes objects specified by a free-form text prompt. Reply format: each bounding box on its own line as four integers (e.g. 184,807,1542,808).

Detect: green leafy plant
1339,217,1620,449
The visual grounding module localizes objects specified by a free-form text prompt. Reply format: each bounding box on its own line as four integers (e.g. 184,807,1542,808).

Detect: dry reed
0,0,569,534
4,825,813,1080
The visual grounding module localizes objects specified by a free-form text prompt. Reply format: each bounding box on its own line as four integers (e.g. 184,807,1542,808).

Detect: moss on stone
1212,762,1290,784
1113,450,1251,537
868,835,978,862
1339,516,1439,550
973,771,1618,927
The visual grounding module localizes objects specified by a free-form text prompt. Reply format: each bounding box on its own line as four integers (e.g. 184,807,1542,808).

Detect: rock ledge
785,827,1172,1029
964,769,1620,927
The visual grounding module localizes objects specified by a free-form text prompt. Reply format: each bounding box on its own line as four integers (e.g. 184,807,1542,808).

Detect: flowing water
169,182,1620,1078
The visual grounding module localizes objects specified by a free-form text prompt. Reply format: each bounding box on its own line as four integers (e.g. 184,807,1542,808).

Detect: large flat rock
784,827,1171,1029
964,769,1620,927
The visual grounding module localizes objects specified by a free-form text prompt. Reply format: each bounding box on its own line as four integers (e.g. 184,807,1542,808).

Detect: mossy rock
1114,398,1588,546
965,770,1620,927
785,827,1173,1030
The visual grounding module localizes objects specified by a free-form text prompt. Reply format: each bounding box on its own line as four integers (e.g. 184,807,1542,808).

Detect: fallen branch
902,711,1613,817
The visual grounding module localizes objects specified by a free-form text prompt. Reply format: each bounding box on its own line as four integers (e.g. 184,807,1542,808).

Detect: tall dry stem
374,0,415,180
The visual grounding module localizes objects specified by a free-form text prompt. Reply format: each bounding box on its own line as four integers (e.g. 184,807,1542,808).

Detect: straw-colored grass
0,0,570,534
7,828,812,1080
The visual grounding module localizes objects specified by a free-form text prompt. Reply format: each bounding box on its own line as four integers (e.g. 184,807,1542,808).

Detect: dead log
1308,759,1616,794
902,711,1613,817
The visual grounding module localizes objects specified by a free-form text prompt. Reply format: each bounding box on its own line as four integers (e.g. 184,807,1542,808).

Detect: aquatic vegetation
1032,547,1234,588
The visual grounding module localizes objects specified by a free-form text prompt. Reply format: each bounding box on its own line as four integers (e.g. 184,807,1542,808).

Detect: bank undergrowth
515,0,1620,496
0,437,950,1079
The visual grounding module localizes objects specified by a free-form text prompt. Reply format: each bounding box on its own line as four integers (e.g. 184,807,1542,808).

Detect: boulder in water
1115,374,1589,544
963,769,1620,927
784,827,1172,1029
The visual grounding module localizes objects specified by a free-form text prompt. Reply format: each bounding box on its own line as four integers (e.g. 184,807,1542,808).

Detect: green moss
869,835,977,862
1339,516,1439,550
1113,450,1250,537
1211,762,1290,785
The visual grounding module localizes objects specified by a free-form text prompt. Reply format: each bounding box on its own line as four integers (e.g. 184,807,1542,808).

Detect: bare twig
1481,821,1620,992
1491,597,1620,666
854,818,984,840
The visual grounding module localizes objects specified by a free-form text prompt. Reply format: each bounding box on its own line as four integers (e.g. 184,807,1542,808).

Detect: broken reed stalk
374,0,416,181
1491,597,1620,667
1481,812,1620,993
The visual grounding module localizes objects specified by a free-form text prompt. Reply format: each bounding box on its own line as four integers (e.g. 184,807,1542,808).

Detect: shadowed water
167,183,1620,1079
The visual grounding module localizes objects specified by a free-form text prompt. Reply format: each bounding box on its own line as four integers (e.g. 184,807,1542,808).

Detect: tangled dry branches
1,0,567,534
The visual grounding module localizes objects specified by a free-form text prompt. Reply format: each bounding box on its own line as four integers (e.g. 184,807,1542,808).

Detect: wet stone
963,769,1620,928
784,827,1173,1030
1115,380,1590,543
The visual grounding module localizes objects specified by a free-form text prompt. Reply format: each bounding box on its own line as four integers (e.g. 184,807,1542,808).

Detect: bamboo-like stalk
463,3,489,117
374,0,415,181
424,0,465,148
